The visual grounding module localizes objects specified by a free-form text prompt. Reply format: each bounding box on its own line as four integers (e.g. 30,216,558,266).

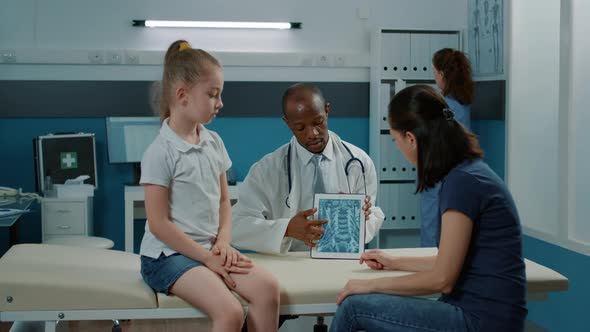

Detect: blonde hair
158,40,221,122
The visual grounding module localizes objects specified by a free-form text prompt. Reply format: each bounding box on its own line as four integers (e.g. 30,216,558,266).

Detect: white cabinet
380,33,411,79
409,33,431,79
42,197,93,242
370,29,461,248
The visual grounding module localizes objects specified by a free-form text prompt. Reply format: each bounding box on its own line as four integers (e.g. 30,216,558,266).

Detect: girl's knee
209,296,243,318
227,302,245,325
228,299,245,317
255,282,280,307
212,299,244,327
250,270,280,306
261,272,280,301
266,273,280,292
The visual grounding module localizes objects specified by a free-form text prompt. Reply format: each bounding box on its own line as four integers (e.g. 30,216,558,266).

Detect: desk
124,183,241,253
0,197,35,247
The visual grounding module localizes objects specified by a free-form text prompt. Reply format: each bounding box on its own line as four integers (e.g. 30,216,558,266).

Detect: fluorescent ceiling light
133,20,301,30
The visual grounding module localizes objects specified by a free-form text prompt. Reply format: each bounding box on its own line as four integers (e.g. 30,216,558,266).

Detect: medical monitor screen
106,117,160,163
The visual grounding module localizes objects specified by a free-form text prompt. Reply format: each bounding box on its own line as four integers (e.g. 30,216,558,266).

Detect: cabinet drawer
43,202,86,235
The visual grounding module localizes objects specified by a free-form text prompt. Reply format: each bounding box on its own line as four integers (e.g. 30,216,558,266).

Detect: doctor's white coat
232,131,385,254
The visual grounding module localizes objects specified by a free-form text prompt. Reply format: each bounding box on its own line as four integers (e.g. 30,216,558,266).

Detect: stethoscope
285,141,366,208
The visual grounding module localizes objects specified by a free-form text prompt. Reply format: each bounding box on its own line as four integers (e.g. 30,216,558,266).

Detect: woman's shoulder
444,159,501,188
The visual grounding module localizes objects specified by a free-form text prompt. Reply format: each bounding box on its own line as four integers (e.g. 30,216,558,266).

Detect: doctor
232,83,384,254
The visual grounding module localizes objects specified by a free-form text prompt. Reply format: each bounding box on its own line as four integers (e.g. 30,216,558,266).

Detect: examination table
0,244,568,331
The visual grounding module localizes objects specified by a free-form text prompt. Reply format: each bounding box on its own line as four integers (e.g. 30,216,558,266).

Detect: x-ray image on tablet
311,193,365,259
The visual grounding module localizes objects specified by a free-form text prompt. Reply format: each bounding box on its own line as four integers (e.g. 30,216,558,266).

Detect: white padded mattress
0,245,568,311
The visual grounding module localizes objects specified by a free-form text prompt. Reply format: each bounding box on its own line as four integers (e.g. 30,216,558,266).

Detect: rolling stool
44,235,114,249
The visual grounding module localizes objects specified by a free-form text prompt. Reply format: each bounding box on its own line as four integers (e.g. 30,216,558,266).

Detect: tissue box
54,184,95,198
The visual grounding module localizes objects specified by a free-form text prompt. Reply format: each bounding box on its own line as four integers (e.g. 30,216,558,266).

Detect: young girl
330,85,526,332
139,40,280,332
421,48,475,247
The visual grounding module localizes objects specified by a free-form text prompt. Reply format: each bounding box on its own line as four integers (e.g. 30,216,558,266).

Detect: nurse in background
421,48,475,247
433,48,474,129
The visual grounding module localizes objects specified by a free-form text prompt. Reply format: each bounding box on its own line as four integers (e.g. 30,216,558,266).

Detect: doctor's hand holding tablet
285,208,328,248
286,194,373,249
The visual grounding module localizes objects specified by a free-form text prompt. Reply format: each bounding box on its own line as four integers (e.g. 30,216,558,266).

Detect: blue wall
523,235,588,331
0,117,368,254
472,120,505,179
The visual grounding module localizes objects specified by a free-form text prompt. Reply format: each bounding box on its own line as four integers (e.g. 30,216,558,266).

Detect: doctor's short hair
388,85,483,193
281,83,326,116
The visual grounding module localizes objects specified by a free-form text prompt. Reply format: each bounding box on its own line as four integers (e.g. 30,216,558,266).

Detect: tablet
311,193,365,259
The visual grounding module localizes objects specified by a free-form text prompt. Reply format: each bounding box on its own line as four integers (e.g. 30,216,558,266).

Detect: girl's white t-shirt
139,119,231,258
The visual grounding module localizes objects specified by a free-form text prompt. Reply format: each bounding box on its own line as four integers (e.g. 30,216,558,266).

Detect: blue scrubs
420,95,471,247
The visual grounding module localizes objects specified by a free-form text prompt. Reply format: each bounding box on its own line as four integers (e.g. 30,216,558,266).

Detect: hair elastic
442,108,455,121
179,42,191,52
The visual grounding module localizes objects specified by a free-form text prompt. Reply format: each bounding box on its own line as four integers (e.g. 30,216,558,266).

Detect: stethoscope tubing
285,142,366,208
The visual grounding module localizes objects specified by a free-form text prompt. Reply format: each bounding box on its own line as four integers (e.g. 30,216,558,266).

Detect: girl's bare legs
170,266,244,332
231,265,280,332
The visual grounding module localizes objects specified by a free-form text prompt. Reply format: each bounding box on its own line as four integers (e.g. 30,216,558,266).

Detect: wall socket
106,50,123,64
0,50,17,63
300,55,313,66
316,54,331,67
88,50,105,64
125,51,140,65
334,55,346,66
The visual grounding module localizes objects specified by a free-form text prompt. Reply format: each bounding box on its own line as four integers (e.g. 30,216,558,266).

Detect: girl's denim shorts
140,253,204,294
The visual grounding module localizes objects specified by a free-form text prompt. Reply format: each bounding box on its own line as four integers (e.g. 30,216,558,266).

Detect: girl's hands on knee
204,253,237,288
226,248,253,271
204,253,251,289
360,250,397,270
212,241,253,268
208,242,254,288
212,241,233,267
